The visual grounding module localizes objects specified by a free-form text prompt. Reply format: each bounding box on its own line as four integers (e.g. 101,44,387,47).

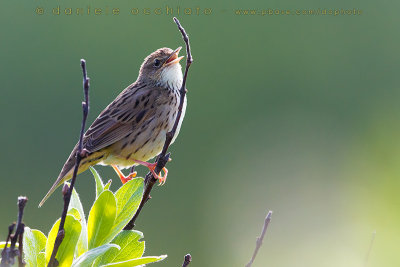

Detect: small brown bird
39,47,186,207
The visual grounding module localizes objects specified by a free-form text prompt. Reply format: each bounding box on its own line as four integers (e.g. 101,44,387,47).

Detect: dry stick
13,197,27,267
48,60,90,267
0,224,15,266
245,211,273,267
17,232,24,267
181,254,192,267
1,196,28,267
124,17,193,230
364,231,376,267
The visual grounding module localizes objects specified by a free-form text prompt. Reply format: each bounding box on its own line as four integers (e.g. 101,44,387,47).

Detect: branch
0,224,15,267
1,196,28,267
245,211,273,267
48,59,90,267
124,17,193,230
364,231,376,267
181,254,192,267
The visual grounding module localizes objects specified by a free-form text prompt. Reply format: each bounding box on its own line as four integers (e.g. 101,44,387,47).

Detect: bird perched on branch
39,47,186,207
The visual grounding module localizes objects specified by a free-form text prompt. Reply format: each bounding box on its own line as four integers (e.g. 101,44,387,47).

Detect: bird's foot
133,159,168,186
112,165,137,184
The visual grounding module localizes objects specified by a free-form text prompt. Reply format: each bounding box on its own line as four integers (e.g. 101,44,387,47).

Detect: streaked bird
39,47,186,207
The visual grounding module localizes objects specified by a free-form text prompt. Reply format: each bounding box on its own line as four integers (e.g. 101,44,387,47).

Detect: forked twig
245,211,273,267
124,17,193,230
1,196,28,267
48,60,90,267
364,231,376,267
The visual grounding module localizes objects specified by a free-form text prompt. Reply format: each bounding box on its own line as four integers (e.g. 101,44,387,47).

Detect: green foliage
23,228,46,267
71,244,120,267
45,214,82,266
70,190,88,257
96,231,145,264
98,256,167,267
1,169,166,266
88,190,117,249
90,167,104,199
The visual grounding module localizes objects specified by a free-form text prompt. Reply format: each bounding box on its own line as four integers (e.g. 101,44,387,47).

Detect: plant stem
0,196,28,267
124,17,193,230
48,59,90,267
245,211,273,267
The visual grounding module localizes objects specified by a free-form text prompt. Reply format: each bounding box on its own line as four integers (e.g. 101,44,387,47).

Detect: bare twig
1,196,28,267
364,231,376,267
17,231,24,267
181,254,192,267
1,224,15,266
245,211,273,267
48,59,90,267
124,17,193,230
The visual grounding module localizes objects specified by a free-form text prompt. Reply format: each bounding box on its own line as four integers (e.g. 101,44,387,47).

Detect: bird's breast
103,90,186,169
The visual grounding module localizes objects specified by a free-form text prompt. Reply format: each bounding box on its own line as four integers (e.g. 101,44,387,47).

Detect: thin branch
124,17,193,230
181,254,192,267
245,211,273,267
364,231,376,267
48,59,90,267
1,196,28,267
1,223,15,266
13,197,27,267
17,231,24,267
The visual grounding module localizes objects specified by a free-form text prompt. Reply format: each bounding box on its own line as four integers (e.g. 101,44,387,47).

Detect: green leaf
70,188,88,257
90,167,104,199
68,208,81,220
100,255,167,267
0,242,19,249
71,244,120,267
115,178,143,218
38,252,46,266
107,179,144,241
94,230,145,265
45,215,82,267
104,179,112,191
87,190,117,249
23,227,47,267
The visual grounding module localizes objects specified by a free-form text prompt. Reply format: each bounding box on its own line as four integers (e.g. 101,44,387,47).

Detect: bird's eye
153,59,161,67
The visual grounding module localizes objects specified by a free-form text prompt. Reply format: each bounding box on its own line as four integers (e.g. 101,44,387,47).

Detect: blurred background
0,0,399,266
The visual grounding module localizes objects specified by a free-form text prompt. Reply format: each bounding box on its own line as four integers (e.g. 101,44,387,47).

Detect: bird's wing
82,82,158,153
38,83,162,207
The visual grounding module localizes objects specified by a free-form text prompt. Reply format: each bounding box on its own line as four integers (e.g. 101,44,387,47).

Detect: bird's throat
160,63,183,90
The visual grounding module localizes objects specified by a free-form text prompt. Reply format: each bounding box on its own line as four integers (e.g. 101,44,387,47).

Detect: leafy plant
2,167,166,267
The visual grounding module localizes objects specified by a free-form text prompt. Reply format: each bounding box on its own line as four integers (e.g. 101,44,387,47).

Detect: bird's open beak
165,47,184,66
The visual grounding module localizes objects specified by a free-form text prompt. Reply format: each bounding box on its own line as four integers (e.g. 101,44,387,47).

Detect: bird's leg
112,165,137,184
133,159,168,186
130,165,136,174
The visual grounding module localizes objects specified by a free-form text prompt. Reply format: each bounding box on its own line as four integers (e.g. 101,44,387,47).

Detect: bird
39,47,186,207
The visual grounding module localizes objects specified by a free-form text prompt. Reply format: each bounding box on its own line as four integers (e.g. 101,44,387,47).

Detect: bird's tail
38,148,105,207
39,148,77,207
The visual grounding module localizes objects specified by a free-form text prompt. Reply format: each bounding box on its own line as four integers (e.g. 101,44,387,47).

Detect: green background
1,0,399,266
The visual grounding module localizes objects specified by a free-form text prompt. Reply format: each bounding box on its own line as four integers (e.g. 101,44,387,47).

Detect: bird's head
138,47,184,89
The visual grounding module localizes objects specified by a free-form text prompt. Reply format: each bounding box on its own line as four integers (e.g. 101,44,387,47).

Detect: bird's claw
121,171,137,184
112,165,137,184
132,159,168,186
153,167,168,186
